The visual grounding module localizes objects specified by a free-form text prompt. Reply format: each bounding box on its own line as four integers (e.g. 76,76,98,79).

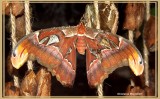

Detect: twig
10,6,20,88
25,1,33,70
143,42,149,86
94,1,104,96
85,5,92,27
10,7,17,48
130,79,135,86
94,1,100,29
146,2,150,21
128,30,134,43
97,84,103,97
143,1,150,87
128,29,135,87
13,76,20,88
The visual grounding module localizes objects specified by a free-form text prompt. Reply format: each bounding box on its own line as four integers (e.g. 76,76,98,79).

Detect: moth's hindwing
86,32,144,87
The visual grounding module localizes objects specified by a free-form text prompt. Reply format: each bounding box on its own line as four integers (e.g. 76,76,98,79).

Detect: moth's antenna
80,13,87,26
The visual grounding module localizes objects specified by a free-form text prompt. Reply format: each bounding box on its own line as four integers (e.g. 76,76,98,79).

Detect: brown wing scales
87,33,144,87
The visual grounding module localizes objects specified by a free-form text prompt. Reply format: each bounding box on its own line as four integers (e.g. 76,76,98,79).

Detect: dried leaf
123,3,145,31
2,1,10,15
12,2,24,16
20,70,37,96
2,1,24,16
6,54,14,76
143,16,157,52
36,68,51,96
84,4,97,28
99,3,119,34
126,85,145,96
16,15,26,41
144,86,154,96
84,3,119,34
5,82,20,96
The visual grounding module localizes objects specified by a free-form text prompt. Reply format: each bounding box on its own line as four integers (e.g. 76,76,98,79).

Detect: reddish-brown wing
11,28,77,86
86,30,144,87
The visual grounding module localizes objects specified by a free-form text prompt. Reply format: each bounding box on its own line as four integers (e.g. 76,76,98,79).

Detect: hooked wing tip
134,63,144,76
129,58,144,76
11,46,29,69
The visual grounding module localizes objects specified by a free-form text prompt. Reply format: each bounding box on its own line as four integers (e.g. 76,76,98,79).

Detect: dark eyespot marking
12,51,16,57
139,60,143,64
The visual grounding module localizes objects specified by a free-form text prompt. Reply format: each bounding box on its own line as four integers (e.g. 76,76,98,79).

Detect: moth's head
77,22,86,35
11,45,29,69
128,53,144,76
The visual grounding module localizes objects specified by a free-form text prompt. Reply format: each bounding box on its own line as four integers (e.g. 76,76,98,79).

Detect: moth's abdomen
76,36,86,55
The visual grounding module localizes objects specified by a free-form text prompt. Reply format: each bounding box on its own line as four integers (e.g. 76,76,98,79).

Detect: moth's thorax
77,23,86,36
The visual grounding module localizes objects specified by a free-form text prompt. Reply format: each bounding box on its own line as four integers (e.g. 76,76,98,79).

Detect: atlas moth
11,22,144,87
